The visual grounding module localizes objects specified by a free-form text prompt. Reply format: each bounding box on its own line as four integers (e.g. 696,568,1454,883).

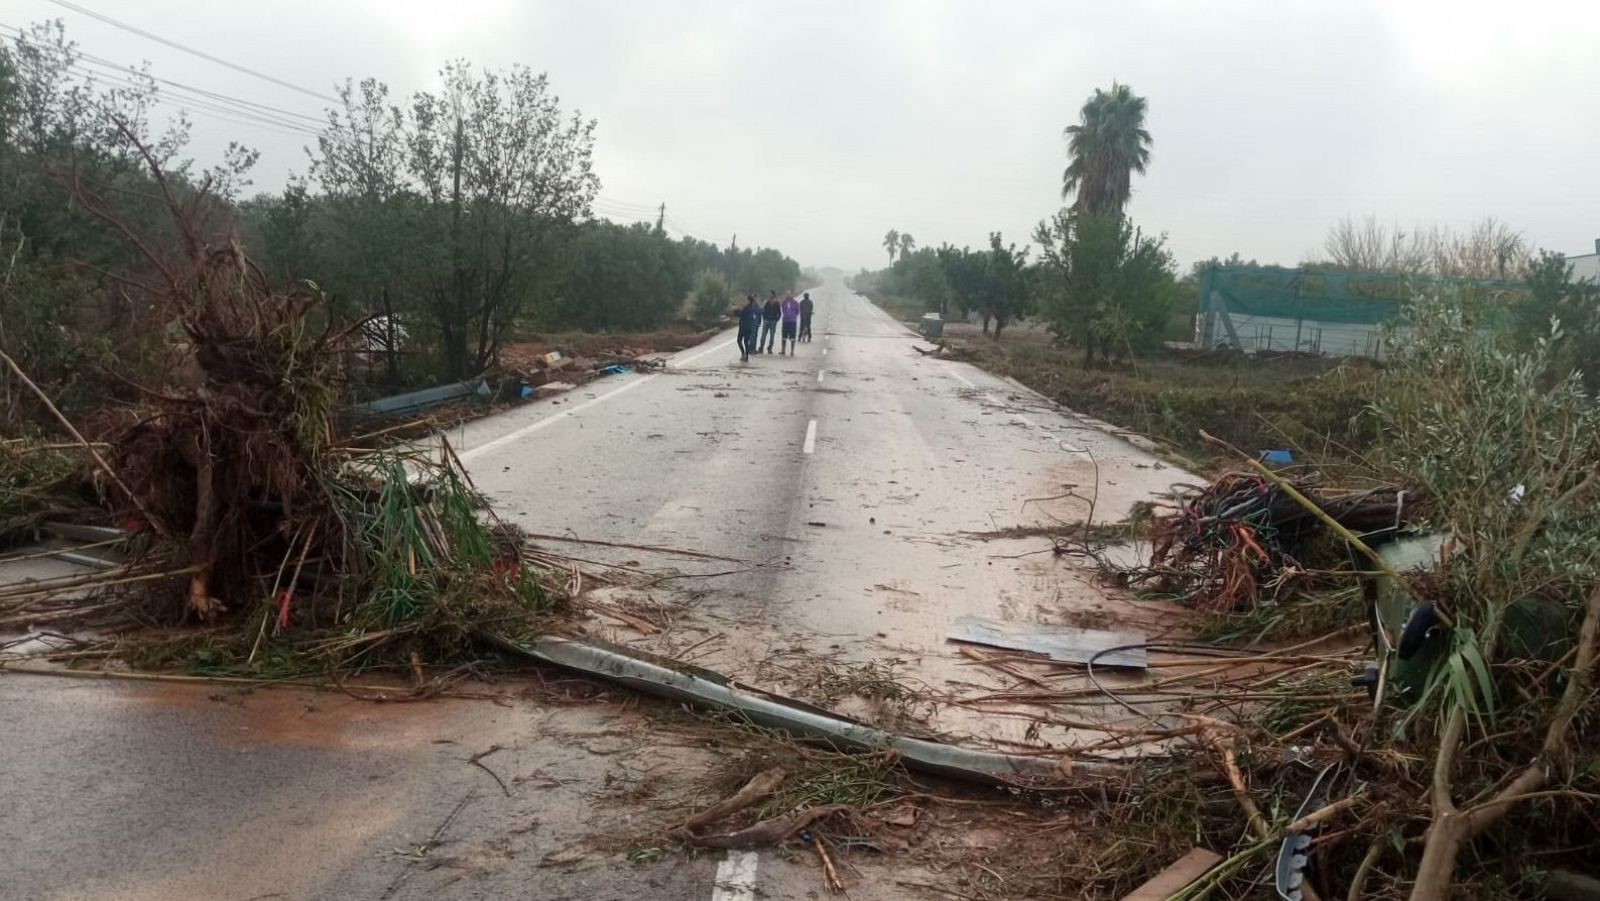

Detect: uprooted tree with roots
16,116,559,664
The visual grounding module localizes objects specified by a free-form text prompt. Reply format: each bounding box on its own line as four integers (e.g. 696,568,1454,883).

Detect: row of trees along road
0,20,801,420
859,81,1182,359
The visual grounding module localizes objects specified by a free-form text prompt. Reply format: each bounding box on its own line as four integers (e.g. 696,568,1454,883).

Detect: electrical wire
46,0,339,102
0,21,326,138
1086,641,1260,718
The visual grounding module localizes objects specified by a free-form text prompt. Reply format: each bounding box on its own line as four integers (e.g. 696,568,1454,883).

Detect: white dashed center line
817,370,825,384
711,850,758,901
803,419,817,454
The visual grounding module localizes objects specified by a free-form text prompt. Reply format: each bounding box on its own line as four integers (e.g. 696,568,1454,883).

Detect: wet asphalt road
0,283,1182,900
453,281,1182,744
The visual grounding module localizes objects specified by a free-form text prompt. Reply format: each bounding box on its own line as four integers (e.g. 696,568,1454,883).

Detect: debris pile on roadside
0,137,589,677
1001,298,1600,900
1145,469,1418,611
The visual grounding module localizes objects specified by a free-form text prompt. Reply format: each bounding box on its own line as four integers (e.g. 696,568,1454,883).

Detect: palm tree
1061,82,1151,216
898,232,916,260
883,228,901,264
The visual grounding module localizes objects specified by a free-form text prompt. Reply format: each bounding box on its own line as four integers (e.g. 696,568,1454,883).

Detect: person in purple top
780,292,801,355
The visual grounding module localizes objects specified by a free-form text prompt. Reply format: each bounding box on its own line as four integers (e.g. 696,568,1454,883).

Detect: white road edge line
711,850,759,901
458,337,734,463
675,337,738,368
950,369,975,388
803,419,817,454
458,375,656,462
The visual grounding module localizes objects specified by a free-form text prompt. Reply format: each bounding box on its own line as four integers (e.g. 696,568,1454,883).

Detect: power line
0,21,327,139
593,195,660,214
46,0,339,103
73,51,327,125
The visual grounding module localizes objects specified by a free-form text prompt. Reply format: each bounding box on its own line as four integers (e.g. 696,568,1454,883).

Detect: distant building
1569,239,1600,282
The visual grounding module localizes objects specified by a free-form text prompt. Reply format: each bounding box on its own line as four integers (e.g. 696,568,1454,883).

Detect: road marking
817,370,825,384
674,338,737,368
822,347,828,355
712,850,758,901
950,369,975,388
1015,413,1038,428
458,375,656,462
803,419,817,454
457,336,736,463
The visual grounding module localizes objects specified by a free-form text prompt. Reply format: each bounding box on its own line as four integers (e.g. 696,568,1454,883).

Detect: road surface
452,281,1182,743
1,282,1183,900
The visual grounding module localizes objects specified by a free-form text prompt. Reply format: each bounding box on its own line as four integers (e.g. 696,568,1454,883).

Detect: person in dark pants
736,294,761,361
798,292,814,342
780,291,800,355
760,291,781,353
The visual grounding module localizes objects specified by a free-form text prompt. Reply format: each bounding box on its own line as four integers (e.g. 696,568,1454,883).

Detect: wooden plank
1121,847,1222,901
947,615,1147,669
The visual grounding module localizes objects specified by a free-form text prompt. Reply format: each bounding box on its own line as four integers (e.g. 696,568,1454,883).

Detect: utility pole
655,202,665,234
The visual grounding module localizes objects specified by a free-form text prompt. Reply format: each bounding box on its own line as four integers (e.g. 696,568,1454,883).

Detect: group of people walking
736,290,814,361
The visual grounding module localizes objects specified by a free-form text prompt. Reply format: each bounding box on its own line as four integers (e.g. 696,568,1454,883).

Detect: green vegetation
855,233,1033,336
0,20,801,422
1034,210,1180,363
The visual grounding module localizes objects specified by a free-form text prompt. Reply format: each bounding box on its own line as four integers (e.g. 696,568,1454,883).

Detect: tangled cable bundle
1148,471,1415,611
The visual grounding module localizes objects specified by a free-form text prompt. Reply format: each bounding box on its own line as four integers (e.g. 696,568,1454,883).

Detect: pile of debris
1145,470,1417,610
0,139,578,673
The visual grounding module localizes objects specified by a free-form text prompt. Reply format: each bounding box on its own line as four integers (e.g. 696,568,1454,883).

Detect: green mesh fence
1197,265,1523,358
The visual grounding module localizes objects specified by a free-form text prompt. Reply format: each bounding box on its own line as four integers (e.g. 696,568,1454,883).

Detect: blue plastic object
1260,449,1293,466
597,364,630,377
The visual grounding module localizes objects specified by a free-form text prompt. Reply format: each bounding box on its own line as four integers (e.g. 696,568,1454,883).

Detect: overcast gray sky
6,0,1597,271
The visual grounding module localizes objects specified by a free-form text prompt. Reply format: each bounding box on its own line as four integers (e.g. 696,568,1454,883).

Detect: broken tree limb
679,766,786,833
1409,580,1600,901
687,804,850,850
814,836,845,893
957,645,1051,689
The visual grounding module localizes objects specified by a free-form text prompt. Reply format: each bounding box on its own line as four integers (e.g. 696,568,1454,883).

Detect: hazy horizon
5,0,1597,271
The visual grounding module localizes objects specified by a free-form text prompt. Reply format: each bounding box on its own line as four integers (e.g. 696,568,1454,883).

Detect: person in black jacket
798,292,815,342
759,291,781,353
735,295,762,361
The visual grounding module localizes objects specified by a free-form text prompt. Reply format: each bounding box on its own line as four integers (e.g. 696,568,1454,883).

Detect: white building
1569,239,1600,282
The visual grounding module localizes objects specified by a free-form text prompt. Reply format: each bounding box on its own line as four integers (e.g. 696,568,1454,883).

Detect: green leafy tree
1034,210,1176,364
406,62,599,377
882,228,900,264
1061,82,1151,216
690,270,732,322
1,20,243,421
937,234,1031,338
1521,249,1600,389
559,221,692,331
